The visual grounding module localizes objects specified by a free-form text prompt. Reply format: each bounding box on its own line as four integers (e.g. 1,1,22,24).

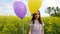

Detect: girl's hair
31,10,42,24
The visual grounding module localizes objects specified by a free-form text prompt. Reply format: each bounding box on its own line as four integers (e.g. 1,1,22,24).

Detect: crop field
0,16,60,34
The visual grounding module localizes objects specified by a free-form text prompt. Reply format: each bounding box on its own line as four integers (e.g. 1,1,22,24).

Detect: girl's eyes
38,14,40,15
35,13,40,15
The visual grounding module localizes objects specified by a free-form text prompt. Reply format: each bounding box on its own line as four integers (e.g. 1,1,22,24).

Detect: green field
0,16,60,34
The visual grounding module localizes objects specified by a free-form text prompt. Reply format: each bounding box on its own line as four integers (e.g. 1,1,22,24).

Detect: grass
0,16,60,34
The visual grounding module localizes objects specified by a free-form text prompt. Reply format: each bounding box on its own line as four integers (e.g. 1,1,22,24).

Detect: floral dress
30,20,44,34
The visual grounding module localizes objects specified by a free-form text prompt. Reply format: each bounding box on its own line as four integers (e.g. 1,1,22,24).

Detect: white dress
30,20,44,34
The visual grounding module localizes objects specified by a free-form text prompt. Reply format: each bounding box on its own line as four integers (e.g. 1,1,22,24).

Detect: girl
29,10,44,34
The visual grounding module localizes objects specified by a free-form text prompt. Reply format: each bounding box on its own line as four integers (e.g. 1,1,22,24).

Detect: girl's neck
35,19,38,21
35,19,38,20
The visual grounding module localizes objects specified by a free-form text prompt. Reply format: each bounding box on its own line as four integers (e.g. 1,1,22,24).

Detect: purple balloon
13,1,26,19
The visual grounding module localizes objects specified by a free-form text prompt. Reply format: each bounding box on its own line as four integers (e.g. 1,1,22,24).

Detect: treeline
45,7,60,17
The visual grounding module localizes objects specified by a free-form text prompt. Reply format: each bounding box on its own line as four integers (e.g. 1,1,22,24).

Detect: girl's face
35,11,40,19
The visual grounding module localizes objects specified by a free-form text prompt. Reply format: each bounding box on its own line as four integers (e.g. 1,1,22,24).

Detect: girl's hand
29,31,31,34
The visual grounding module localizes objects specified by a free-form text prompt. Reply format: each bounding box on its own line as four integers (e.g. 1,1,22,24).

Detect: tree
45,7,60,17
45,7,51,15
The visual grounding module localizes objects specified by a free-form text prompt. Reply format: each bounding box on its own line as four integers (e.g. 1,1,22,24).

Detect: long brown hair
31,10,42,24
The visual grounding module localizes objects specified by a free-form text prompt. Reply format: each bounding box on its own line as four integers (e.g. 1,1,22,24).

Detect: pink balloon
13,1,26,19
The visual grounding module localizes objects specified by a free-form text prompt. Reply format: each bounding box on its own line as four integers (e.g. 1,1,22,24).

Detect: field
0,16,60,34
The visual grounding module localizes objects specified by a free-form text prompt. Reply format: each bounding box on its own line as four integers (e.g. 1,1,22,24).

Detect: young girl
29,10,44,34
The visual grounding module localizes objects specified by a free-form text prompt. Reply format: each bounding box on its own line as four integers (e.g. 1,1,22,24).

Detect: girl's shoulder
30,21,33,24
41,22,44,26
30,21,33,26
30,21,33,23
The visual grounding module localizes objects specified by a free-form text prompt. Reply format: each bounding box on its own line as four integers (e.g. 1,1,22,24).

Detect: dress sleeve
30,21,33,27
42,22,44,26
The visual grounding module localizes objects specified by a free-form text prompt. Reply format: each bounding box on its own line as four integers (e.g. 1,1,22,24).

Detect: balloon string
21,19,24,34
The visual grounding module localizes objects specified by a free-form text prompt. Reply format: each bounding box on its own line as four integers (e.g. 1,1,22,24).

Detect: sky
0,0,60,17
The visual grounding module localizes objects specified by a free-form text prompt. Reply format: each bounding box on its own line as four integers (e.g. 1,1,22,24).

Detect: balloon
28,0,42,14
13,1,26,19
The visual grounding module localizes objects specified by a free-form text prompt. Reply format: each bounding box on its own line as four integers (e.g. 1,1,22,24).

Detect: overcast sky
0,0,60,17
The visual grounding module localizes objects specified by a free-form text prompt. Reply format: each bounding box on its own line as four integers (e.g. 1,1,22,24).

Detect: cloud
0,0,60,17
45,0,60,7
0,2,12,9
0,1,15,16
0,7,3,11
0,0,28,16
39,0,60,17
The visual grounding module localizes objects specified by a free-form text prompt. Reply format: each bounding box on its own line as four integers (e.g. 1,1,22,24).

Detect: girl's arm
29,21,33,34
42,26,44,34
29,27,31,34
